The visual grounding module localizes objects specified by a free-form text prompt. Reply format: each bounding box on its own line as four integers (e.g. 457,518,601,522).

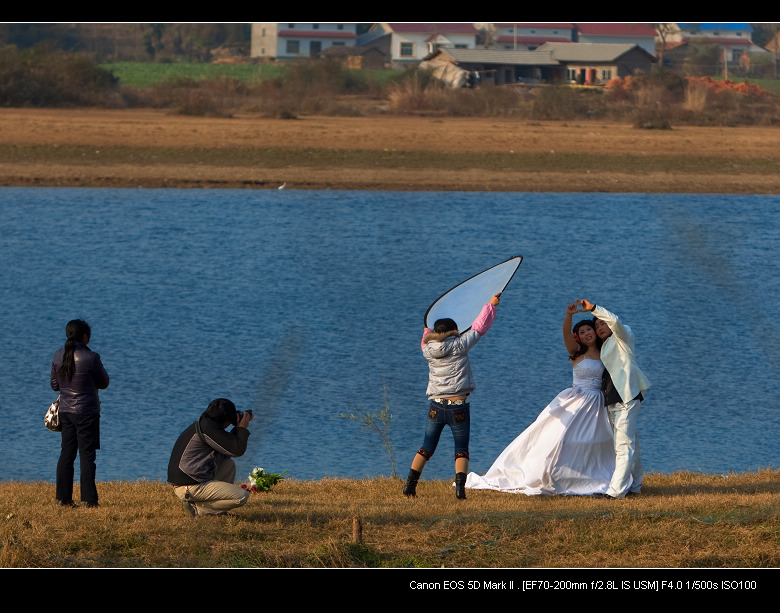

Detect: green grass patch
102,62,286,88
101,62,398,91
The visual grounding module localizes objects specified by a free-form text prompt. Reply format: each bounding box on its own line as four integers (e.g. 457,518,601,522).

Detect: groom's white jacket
593,305,650,404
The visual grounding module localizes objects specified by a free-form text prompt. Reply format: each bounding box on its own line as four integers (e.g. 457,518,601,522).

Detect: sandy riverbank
1,108,779,193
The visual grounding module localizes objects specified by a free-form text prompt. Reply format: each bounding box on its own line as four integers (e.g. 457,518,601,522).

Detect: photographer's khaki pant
174,458,249,515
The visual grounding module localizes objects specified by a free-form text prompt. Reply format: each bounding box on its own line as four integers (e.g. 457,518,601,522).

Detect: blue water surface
0,187,777,482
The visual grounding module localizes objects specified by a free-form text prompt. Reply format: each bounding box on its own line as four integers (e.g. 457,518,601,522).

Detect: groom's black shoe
455,472,467,500
403,469,421,497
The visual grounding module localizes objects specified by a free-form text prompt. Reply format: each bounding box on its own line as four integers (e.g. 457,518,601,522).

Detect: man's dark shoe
57,499,78,508
83,501,99,508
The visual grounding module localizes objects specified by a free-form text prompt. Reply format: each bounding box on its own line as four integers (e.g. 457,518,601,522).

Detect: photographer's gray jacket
167,416,250,486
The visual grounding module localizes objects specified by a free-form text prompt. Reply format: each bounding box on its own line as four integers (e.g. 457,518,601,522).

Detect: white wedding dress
465,358,618,496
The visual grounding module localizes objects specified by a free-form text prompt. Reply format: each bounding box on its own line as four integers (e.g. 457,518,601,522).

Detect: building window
338,24,344,30
288,24,295,28
286,40,300,54
400,42,414,57
601,68,612,81
313,24,319,29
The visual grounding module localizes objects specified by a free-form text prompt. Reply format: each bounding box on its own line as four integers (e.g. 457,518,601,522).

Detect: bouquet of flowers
242,466,288,493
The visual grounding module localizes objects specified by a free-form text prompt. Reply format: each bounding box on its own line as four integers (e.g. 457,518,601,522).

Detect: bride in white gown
465,303,618,496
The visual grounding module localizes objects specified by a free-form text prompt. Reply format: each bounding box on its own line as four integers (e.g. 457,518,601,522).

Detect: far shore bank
1,108,779,194
4,167,780,194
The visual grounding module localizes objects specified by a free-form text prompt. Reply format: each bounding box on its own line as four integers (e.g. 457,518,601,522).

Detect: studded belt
431,397,469,405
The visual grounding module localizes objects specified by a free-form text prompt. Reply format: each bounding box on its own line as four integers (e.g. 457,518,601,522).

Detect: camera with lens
236,409,254,424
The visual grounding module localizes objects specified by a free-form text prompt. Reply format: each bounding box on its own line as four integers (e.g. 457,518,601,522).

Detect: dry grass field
1,470,777,570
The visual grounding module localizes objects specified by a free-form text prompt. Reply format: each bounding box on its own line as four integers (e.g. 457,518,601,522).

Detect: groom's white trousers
606,398,643,498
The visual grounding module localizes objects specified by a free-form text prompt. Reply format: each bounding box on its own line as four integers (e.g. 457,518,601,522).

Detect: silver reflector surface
424,255,523,332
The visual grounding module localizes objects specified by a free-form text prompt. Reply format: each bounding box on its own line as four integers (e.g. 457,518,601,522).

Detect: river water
0,187,777,483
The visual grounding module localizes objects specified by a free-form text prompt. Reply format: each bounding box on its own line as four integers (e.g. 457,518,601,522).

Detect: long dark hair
569,318,602,361
57,319,91,380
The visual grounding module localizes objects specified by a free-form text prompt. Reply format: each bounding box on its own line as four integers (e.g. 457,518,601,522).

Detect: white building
492,23,574,50
358,23,479,64
251,23,359,59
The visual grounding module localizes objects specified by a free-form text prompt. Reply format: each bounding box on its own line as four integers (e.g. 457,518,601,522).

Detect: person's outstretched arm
563,302,581,356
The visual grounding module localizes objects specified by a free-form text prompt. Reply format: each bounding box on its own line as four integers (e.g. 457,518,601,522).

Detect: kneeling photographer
168,398,254,517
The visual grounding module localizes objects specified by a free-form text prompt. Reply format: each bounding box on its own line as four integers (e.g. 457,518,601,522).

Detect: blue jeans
418,400,470,460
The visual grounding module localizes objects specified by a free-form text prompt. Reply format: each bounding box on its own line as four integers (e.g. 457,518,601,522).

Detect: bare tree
653,23,679,64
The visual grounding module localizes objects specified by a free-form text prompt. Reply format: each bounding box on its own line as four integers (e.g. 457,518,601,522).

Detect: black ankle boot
403,469,421,497
455,472,467,499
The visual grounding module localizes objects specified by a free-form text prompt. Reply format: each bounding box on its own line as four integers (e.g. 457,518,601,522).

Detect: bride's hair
569,319,602,361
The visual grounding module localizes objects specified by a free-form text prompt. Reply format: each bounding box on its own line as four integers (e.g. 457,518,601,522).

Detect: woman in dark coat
51,319,110,507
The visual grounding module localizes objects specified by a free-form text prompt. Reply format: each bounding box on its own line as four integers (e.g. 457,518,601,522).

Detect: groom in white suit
578,299,650,499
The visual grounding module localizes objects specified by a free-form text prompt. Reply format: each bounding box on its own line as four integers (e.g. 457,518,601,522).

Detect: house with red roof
492,24,575,50
574,23,657,56
251,23,359,60
357,23,479,64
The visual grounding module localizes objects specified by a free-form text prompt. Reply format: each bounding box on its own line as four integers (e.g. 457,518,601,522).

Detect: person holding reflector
402,293,503,500
403,256,521,500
